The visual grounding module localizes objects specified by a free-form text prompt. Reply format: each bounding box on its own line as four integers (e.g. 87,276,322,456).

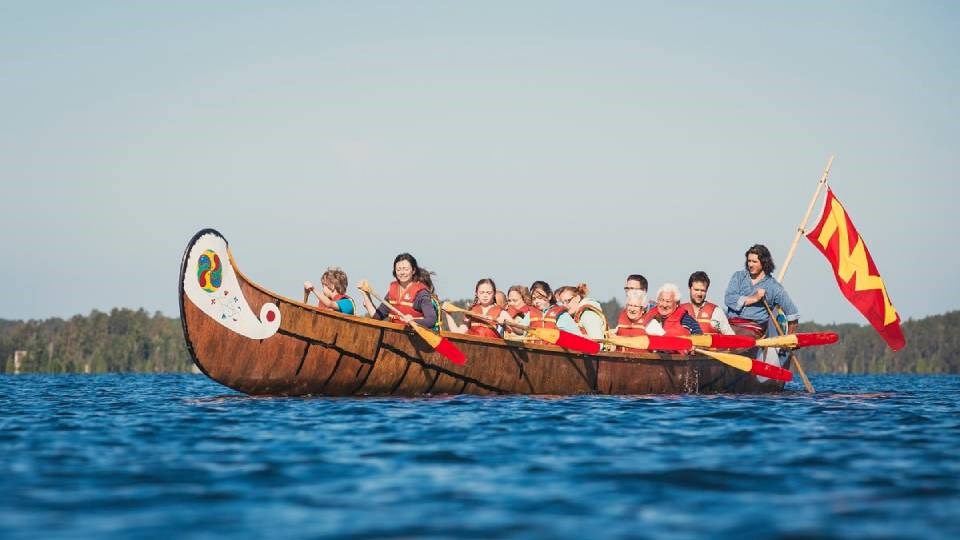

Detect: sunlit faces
689,281,708,306
476,283,495,306
746,254,763,278
656,291,679,316
394,260,414,284
507,290,525,310
624,278,645,295
559,292,581,315
531,288,551,310
322,279,337,299
624,301,645,322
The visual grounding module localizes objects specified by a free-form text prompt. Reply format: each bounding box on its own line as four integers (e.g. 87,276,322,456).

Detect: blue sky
1,1,957,325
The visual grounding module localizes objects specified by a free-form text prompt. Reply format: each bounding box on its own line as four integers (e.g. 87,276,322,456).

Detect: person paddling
555,283,608,340
723,244,799,338
359,253,438,330
305,267,355,315
521,281,579,340
444,278,504,338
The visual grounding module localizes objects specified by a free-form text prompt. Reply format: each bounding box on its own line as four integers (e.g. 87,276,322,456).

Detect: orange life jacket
466,304,503,338
680,301,717,334
641,307,692,336
528,305,565,330
385,281,428,324
614,308,647,337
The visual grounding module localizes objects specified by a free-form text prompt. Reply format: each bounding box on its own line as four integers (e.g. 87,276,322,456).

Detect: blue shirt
724,270,799,324
335,298,355,315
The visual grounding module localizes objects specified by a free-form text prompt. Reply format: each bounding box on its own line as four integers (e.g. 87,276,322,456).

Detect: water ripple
0,374,958,539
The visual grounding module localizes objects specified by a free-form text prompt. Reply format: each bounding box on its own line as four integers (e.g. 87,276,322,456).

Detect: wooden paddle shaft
764,299,815,393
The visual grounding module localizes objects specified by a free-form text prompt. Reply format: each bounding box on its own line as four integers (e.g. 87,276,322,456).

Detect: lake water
1,374,958,539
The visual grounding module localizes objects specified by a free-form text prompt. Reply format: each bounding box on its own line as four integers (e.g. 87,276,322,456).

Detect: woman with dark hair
359,252,438,330
521,280,579,335
444,278,503,338
723,244,798,338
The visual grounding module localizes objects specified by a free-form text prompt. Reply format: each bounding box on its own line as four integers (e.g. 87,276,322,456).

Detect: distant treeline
1,306,957,374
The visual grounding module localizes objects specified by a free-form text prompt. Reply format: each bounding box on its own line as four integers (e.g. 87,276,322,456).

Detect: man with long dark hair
723,244,798,338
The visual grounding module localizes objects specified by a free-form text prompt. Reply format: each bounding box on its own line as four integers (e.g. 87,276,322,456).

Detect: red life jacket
320,293,356,314
614,308,647,337
641,307,692,336
466,304,503,338
573,302,608,337
680,301,717,334
506,304,534,319
528,305,565,330
385,281,428,324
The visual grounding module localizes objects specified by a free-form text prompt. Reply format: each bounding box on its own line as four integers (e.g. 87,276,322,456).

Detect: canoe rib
179,229,785,396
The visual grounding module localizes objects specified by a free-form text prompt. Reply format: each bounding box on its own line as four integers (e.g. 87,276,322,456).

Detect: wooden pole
776,155,834,282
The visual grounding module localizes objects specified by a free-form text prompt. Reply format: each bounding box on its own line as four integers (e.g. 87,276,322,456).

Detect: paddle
360,284,466,365
603,334,693,352
684,334,756,349
755,332,838,349
763,299,814,392
692,348,793,382
442,302,601,355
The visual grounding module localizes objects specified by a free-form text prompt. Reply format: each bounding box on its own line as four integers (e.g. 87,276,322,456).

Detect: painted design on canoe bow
182,231,281,340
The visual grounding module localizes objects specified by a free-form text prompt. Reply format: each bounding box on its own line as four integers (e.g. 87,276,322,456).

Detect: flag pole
776,155,835,282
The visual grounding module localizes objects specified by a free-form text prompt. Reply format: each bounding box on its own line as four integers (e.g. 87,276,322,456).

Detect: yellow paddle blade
528,327,560,344
605,335,651,350
694,348,752,372
755,335,799,348
441,301,465,314
410,322,442,348
685,335,712,347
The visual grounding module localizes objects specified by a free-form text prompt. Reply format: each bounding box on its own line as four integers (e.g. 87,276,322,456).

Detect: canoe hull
180,229,785,396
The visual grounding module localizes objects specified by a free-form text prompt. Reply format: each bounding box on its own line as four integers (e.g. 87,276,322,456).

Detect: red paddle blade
434,337,467,365
411,323,467,365
647,335,694,352
795,332,839,347
532,328,601,354
750,359,793,382
704,334,756,349
555,330,601,354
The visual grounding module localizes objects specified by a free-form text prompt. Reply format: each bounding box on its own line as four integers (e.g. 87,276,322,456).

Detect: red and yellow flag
806,188,906,351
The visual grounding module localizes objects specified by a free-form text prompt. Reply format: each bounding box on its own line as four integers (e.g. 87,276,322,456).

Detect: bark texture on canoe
180,229,785,396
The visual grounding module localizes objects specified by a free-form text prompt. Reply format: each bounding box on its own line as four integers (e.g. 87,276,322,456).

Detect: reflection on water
1,374,958,539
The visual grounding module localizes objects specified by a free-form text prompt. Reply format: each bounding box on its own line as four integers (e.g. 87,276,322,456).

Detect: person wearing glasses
555,283,608,340
444,278,504,338
611,291,649,337
521,281,579,337
642,283,704,336
679,271,735,335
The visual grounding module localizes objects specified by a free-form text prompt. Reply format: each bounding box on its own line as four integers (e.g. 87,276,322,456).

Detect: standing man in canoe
359,253,438,330
680,271,735,335
723,244,798,338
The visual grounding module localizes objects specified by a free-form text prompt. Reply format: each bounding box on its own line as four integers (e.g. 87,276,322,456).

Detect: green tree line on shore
1,306,957,374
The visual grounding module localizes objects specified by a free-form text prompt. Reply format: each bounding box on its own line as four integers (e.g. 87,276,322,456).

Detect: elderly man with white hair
641,283,703,336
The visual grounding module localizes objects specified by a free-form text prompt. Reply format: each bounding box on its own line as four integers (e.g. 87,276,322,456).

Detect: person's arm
555,312,581,335
680,312,704,335
724,272,746,313
712,307,736,335
580,311,606,340
412,290,438,329
445,311,467,333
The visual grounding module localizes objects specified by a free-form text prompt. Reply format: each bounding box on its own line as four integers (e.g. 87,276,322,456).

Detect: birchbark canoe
179,229,785,396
